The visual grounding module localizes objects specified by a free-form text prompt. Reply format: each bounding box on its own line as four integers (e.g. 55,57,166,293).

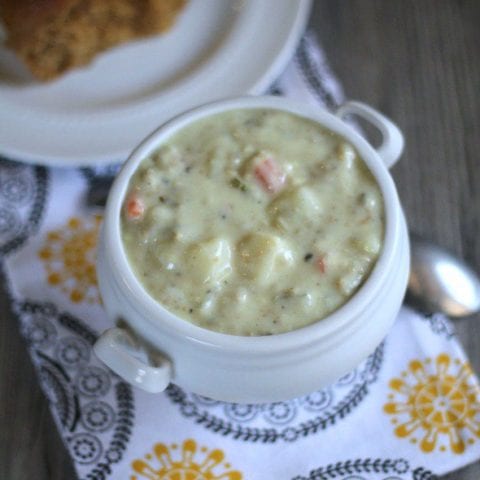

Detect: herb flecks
230,177,248,192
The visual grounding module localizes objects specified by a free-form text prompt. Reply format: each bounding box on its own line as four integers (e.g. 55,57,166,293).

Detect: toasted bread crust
0,0,187,80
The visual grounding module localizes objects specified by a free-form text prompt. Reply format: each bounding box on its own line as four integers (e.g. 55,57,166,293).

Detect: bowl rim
101,95,402,354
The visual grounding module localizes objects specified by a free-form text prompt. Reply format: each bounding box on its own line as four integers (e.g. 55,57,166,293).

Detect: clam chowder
121,109,384,335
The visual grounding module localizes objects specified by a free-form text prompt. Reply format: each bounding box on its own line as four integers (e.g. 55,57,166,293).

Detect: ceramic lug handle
93,327,172,393
336,101,404,169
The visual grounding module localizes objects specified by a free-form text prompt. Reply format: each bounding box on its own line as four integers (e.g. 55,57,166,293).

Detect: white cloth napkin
3,33,480,480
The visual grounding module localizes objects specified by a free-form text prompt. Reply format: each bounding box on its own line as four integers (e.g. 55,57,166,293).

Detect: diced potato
358,191,380,210
284,162,308,187
303,292,314,308
364,235,382,255
351,233,382,255
206,153,225,177
140,167,164,191
236,233,293,285
199,293,216,317
163,286,187,306
336,257,371,296
185,238,232,285
268,186,322,231
235,288,249,304
337,142,356,170
175,194,215,242
337,269,364,296
334,142,361,190
151,241,184,271
153,145,184,175
136,205,175,243
218,288,249,316
276,288,316,315
146,205,174,227
205,137,239,176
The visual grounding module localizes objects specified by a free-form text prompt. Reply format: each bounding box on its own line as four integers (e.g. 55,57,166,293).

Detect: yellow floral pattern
384,353,480,454
38,215,102,304
130,438,242,480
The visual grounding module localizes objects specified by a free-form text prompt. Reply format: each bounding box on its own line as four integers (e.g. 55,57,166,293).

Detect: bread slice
0,0,187,81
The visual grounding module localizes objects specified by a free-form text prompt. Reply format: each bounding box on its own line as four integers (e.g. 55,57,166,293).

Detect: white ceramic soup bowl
94,96,409,403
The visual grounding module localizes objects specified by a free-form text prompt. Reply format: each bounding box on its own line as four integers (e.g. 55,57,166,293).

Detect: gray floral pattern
0,157,48,255
291,458,437,480
14,300,134,480
166,342,384,443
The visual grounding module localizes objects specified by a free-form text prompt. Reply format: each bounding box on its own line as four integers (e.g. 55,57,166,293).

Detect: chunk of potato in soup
121,109,384,335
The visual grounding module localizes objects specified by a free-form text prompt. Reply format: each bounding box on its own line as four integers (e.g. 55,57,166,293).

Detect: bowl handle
336,101,404,169
93,327,172,393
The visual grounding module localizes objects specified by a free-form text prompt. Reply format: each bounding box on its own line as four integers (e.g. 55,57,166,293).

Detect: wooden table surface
1,1,479,478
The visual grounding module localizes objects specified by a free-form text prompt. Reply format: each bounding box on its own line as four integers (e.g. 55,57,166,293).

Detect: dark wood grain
0,274,77,479
312,1,480,478
1,1,479,478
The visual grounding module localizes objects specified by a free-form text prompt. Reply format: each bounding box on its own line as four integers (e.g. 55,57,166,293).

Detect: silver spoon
86,179,480,317
407,233,480,317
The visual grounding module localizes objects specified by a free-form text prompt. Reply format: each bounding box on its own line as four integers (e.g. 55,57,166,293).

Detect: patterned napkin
3,34,480,480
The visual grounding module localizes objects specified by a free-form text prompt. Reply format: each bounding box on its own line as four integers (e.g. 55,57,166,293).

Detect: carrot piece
316,256,327,274
125,192,145,221
254,155,286,194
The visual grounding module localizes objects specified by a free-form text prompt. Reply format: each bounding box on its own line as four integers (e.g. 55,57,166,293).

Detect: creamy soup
121,109,384,335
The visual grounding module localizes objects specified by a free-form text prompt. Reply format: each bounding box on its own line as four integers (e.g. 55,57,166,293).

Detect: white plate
0,0,311,167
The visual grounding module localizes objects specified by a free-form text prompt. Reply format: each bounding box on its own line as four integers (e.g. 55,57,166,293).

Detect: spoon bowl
407,234,480,317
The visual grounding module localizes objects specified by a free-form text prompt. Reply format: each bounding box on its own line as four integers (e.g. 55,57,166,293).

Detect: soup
121,109,384,335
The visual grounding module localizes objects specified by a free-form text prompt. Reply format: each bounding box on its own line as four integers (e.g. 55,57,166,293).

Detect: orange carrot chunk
125,193,145,221
254,156,286,194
